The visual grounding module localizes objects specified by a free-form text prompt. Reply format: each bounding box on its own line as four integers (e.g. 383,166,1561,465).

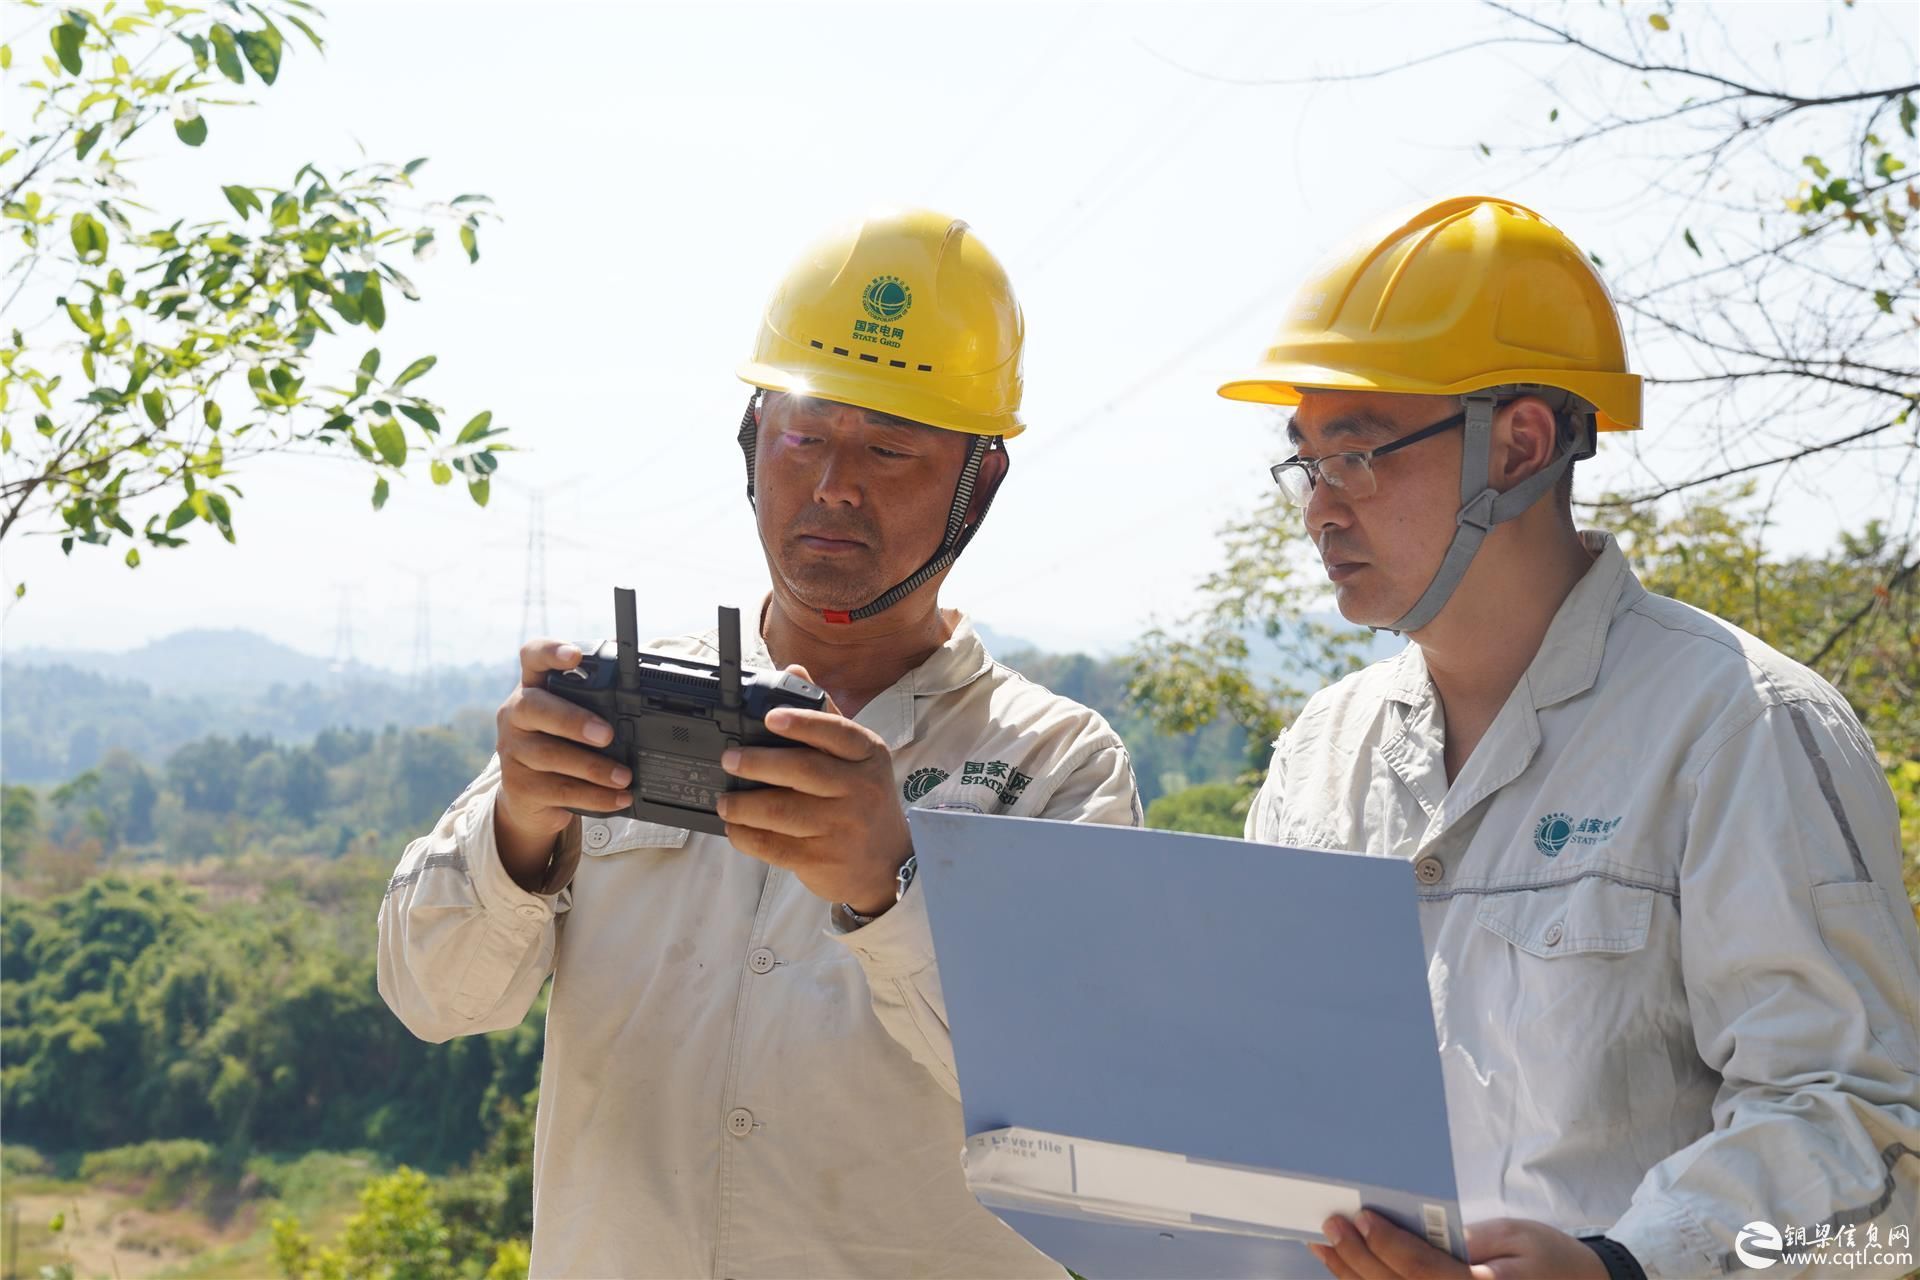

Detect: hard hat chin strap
1381,392,1587,635
736,391,1005,625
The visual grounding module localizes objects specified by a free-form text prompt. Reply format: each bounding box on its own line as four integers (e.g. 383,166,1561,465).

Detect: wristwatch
841,853,917,927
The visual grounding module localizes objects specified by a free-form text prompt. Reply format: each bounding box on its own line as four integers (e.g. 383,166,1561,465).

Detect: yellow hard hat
1218,196,1641,431
738,208,1025,439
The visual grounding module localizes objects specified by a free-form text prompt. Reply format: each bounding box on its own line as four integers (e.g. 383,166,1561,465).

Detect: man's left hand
1310,1211,1607,1280
716,673,908,916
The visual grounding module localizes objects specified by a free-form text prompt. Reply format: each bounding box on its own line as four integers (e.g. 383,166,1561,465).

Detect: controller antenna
717,605,743,713
615,587,640,686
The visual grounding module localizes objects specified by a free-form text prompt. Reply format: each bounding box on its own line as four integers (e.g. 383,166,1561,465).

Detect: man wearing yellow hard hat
379,209,1140,1277
1223,197,1920,1279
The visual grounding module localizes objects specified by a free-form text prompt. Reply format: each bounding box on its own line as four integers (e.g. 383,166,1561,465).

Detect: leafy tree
0,0,509,597
1145,781,1255,837
1125,481,1380,780
3,780,41,865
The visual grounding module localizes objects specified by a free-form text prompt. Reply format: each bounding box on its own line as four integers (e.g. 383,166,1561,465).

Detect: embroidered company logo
902,767,949,802
862,274,912,322
960,759,1033,807
1532,811,1624,858
1533,812,1575,857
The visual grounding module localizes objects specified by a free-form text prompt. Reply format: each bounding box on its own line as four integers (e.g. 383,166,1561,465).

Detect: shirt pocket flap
583,818,692,856
1474,877,1657,959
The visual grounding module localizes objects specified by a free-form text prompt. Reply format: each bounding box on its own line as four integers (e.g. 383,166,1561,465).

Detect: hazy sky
3,0,1912,671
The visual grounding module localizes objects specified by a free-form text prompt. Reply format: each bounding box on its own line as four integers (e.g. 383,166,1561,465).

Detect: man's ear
1494,397,1559,491
964,442,1010,526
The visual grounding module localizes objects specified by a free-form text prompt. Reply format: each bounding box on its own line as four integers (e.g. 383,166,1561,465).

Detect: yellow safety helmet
1218,196,1641,432
739,207,1026,438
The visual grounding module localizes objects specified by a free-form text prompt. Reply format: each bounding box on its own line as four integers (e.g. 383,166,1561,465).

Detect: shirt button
726,1107,754,1138
1413,856,1444,885
516,904,544,921
1543,921,1564,947
747,947,776,975
583,821,611,851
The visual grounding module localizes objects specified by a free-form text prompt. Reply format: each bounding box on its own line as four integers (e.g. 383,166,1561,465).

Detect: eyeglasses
1269,409,1468,508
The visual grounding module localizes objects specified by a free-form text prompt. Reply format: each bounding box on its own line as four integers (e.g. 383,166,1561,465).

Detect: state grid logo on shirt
1532,810,1624,857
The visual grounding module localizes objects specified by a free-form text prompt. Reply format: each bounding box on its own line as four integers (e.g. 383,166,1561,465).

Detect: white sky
3,0,1914,671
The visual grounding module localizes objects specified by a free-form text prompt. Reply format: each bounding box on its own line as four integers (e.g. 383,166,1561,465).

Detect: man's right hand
492,639,633,888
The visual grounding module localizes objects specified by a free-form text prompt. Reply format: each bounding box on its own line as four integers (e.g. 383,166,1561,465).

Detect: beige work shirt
1249,532,1920,1278
378,611,1140,1279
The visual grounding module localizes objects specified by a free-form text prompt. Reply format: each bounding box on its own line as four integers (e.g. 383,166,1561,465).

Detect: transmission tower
328,585,358,674
520,492,548,639
410,573,433,686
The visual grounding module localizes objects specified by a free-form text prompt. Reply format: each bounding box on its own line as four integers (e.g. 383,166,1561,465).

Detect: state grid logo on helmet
862,275,912,322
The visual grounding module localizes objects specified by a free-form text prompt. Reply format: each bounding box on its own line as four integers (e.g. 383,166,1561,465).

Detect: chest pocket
582,818,692,857
1473,875,1657,957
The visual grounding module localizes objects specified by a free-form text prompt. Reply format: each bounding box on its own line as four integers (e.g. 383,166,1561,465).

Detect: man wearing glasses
1221,197,1920,1279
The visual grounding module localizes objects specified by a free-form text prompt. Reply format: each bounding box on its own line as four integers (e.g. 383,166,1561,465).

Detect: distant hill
8,628,384,695
1,649,512,783
1,614,1400,794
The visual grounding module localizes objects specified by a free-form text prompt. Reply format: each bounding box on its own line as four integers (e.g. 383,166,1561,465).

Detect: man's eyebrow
1287,411,1400,449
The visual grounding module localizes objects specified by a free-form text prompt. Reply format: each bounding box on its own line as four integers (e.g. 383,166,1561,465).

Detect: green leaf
164,501,195,532
174,113,208,147
1900,95,1916,140
68,212,108,262
459,224,478,262
361,276,386,330
204,492,235,542
12,583,23,600
1682,228,1701,257
1803,154,1831,180
430,459,452,485
0,44,11,71
124,547,140,568
1476,142,1490,158
49,21,82,75
397,403,439,434
393,355,437,387
403,156,429,176
1874,289,1894,314
205,400,223,430
468,475,490,507
456,410,493,443
282,11,325,51
371,475,389,510
140,388,166,427
353,347,380,398
369,418,407,466
1648,12,1670,30
1548,107,1558,123
209,23,245,83
221,184,261,219
74,123,103,160
235,26,282,84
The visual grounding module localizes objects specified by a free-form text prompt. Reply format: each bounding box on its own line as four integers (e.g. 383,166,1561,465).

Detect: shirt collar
1528,530,1639,708
1381,530,1640,710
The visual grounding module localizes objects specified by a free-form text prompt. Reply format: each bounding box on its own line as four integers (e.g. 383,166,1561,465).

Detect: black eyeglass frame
1269,408,1469,500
